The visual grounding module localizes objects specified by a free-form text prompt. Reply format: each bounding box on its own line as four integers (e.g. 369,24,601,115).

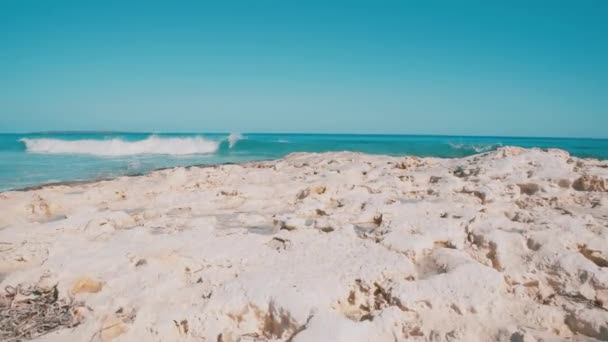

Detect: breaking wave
227,133,244,148
448,142,502,153
21,136,220,156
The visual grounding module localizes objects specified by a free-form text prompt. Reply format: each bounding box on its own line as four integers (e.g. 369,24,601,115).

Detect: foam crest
448,142,502,153
21,136,220,156
227,133,244,148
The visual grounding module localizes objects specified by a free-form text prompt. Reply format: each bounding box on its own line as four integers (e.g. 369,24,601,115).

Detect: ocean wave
448,142,502,153
21,136,220,156
227,133,244,148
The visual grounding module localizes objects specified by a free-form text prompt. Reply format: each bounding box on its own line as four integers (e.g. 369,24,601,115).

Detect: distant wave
448,142,502,153
21,136,220,156
227,133,244,148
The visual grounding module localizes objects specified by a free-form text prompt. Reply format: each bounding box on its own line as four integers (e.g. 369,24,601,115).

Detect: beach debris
71,277,103,295
0,283,85,341
285,312,315,342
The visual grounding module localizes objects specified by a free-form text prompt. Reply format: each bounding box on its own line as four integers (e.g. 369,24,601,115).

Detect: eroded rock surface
0,147,607,341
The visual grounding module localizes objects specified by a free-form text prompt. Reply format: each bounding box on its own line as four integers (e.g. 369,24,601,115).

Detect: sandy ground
1,147,607,341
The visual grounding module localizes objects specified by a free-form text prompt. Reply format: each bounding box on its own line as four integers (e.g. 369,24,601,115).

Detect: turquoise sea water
1,133,607,191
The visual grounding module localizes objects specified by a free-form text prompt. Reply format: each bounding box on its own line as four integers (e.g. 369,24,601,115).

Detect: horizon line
0,130,607,141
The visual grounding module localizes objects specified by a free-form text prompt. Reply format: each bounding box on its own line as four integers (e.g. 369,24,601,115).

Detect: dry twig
0,283,84,341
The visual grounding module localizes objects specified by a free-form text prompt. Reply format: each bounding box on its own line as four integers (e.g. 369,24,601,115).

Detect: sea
1,132,607,192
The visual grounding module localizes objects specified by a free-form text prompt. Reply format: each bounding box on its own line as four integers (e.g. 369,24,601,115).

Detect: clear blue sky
1,1,606,137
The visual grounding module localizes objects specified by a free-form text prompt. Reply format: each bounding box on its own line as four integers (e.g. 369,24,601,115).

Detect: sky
0,1,606,137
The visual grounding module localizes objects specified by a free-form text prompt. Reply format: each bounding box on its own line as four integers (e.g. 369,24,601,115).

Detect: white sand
1,147,607,341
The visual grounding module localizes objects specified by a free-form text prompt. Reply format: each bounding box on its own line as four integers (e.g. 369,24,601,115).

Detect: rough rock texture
0,147,607,341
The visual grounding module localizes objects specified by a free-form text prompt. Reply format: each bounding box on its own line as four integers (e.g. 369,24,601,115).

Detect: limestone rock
100,317,129,341
572,175,607,192
71,277,103,295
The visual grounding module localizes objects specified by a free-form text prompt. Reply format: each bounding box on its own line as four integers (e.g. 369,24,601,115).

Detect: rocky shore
1,147,607,341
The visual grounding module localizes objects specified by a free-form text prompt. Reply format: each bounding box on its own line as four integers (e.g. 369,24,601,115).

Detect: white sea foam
227,133,244,148
21,136,220,156
448,142,502,153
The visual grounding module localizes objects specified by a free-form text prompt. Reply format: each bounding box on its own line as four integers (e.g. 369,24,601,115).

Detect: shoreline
5,161,255,193
6,146,606,194
1,147,607,341
2,151,447,193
